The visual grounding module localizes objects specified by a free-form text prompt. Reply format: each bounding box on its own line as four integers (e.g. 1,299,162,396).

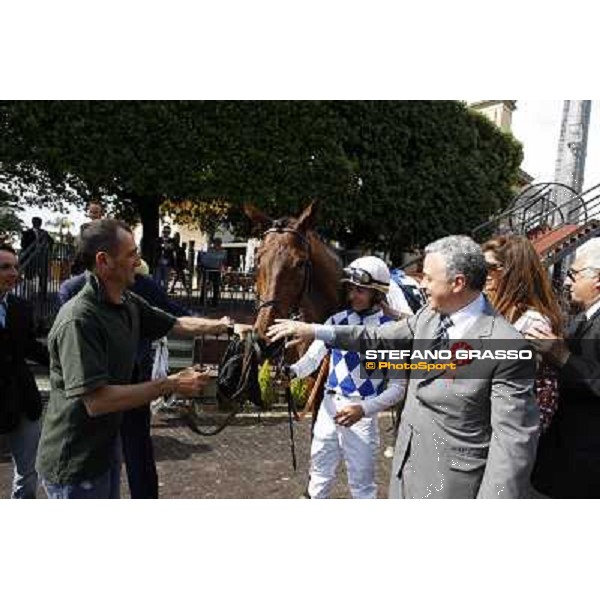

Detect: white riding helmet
341,256,390,294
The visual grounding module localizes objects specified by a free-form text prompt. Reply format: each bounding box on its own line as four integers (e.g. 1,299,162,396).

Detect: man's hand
525,325,570,366
167,367,212,397
334,404,365,427
218,315,234,335
267,319,315,348
234,323,254,337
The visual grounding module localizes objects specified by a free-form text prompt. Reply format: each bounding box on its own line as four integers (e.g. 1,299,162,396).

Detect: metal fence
14,241,76,331
163,267,257,322
12,238,259,331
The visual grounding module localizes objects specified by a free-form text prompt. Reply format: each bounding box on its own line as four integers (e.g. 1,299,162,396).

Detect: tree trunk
136,196,162,268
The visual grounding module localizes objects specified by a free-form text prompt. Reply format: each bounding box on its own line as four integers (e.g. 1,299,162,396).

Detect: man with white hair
269,235,539,499
528,237,600,497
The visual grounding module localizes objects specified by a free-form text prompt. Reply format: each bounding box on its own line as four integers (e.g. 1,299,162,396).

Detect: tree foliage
0,101,522,264
161,198,232,241
0,189,24,244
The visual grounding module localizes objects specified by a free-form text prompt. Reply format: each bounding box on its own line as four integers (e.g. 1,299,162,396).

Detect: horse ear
295,200,318,232
243,203,271,227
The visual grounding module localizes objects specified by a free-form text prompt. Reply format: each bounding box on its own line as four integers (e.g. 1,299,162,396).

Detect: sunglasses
485,262,503,272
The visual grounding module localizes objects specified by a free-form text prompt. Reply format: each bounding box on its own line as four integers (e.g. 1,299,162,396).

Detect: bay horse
244,201,342,345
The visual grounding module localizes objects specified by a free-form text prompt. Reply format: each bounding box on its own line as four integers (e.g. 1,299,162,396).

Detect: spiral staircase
471,181,600,267
402,181,600,277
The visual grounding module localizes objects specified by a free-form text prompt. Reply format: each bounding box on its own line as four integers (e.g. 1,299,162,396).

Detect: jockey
289,256,406,499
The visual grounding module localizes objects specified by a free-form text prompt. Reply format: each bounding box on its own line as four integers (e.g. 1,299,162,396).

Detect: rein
252,222,313,470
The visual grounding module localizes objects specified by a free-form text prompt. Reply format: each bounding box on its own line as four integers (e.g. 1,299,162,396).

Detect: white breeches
308,393,380,499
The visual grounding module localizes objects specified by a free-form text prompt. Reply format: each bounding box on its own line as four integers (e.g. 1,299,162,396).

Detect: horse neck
300,233,341,323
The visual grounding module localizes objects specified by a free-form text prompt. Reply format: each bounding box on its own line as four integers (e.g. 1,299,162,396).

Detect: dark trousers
200,269,222,306
120,405,159,499
25,263,49,299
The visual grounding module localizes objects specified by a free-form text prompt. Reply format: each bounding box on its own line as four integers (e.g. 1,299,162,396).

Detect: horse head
245,201,318,343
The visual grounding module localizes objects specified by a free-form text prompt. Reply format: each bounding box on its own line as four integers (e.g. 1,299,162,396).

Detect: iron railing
13,240,76,330
13,238,258,331
470,182,600,242
400,181,600,270
165,268,257,320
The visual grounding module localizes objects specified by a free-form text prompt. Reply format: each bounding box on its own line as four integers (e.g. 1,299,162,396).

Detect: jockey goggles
341,267,388,288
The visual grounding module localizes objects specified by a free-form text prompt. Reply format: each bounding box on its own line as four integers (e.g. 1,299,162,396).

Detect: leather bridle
255,222,313,318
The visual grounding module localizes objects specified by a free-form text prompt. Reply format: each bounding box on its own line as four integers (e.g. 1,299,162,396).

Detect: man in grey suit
268,235,540,498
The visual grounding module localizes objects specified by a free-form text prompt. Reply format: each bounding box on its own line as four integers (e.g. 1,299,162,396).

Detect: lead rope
281,336,298,471
274,315,301,472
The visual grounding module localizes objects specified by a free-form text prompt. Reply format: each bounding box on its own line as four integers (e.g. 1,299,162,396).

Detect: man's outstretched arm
267,317,415,351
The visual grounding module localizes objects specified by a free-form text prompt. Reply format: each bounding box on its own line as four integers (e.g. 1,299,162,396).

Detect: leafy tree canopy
0,101,522,264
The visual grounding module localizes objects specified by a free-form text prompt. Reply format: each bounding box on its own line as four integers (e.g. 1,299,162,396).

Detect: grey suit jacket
328,298,539,499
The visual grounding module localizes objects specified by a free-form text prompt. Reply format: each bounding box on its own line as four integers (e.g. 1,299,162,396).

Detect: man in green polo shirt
36,219,242,499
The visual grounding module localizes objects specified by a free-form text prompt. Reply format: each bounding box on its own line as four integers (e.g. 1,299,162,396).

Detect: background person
71,199,106,275
527,238,600,498
154,225,176,291
20,216,54,299
384,266,426,318
170,239,189,293
0,243,49,498
86,199,104,221
198,237,227,306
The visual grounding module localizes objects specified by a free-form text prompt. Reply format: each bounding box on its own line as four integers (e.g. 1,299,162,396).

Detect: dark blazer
20,227,54,254
0,295,50,434
532,309,600,498
156,236,176,267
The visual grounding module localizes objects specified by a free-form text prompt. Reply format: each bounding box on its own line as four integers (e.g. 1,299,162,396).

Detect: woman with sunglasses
482,235,563,430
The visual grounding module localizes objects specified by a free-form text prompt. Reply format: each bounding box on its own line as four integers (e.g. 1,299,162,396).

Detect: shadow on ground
153,434,213,462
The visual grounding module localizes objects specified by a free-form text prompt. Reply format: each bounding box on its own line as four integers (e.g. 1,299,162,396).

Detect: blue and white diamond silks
324,308,393,398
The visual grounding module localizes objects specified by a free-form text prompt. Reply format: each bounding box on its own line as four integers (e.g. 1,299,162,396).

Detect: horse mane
302,230,342,323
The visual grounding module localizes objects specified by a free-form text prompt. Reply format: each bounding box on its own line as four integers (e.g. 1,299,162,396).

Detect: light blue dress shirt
0,294,8,328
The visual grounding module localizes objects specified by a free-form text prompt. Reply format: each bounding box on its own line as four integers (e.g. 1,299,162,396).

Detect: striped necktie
432,314,453,350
